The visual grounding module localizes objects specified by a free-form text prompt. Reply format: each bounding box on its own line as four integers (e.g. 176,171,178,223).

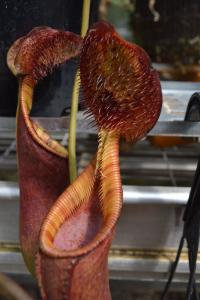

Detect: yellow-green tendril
68,0,91,182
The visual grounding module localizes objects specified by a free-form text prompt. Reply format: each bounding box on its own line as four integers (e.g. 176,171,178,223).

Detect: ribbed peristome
37,130,122,300
40,130,122,256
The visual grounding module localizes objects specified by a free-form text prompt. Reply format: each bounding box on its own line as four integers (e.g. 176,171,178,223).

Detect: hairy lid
80,22,162,142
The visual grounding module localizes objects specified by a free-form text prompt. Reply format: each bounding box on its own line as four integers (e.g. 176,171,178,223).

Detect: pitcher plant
7,21,162,299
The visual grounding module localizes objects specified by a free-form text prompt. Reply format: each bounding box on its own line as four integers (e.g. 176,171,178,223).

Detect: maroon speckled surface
17,110,69,274
37,229,113,300
54,196,103,251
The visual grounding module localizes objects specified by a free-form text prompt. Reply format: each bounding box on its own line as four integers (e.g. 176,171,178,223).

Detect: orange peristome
7,26,82,156
80,21,162,141
7,26,83,275
36,132,122,300
7,26,82,80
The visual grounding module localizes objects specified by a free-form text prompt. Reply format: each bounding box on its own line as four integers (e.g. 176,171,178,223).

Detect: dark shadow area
0,0,83,117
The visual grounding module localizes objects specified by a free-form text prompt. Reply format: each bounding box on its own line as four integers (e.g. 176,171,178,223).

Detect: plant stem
81,0,91,37
68,70,80,182
68,0,91,182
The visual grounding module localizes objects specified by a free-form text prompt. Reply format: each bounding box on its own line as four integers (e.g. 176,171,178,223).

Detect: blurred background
1,0,200,117
1,0,200,299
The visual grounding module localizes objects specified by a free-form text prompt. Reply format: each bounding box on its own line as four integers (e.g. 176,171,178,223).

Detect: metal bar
0,181,189,205
124,185,189,205
149,121,200,137
1,81,200,136
161,80,200,93
1,249,200,288
80,153,197,172
1,118,200,138
0,152,198,171
0,182,19,200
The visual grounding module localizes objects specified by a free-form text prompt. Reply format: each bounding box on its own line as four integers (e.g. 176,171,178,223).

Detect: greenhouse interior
0,0,200,299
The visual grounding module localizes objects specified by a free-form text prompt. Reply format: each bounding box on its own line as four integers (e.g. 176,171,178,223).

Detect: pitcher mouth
40,207,122,259
19,76,68,157
7,26,82,158
40,177,122,258
40,133,122,258
40,209,119,258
